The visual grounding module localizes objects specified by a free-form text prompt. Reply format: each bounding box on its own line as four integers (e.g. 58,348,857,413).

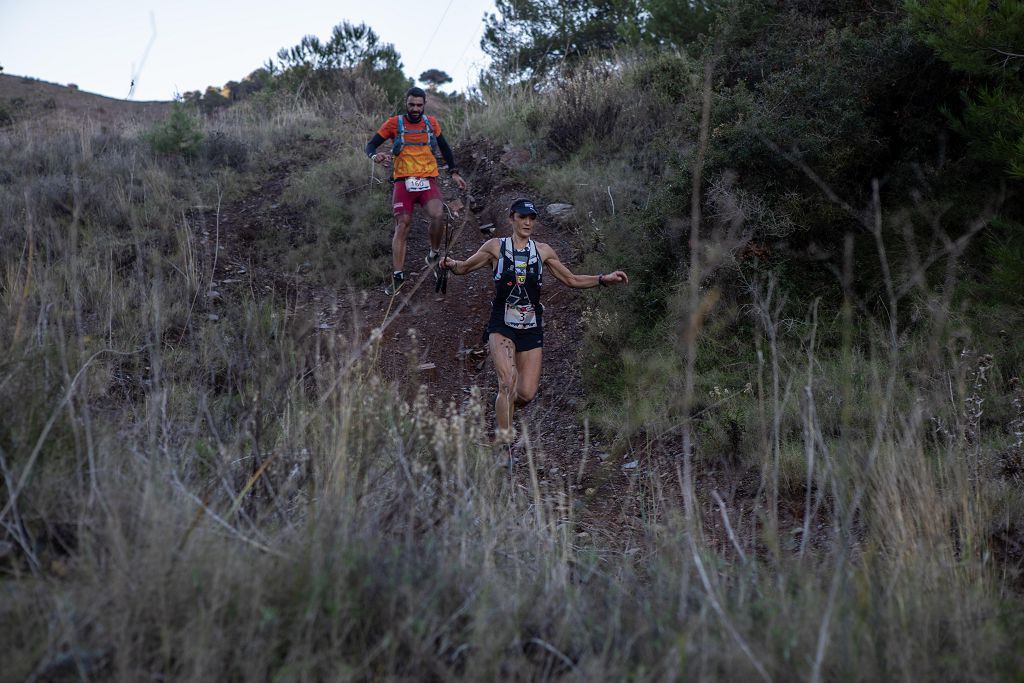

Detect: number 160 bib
404,177,430,192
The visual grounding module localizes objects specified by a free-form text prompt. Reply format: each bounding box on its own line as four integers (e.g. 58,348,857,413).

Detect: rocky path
368,181,645,541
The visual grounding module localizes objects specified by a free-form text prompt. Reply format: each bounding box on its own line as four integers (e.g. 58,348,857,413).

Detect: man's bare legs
391,212,413,273
425,198,445,255
393,199,445,274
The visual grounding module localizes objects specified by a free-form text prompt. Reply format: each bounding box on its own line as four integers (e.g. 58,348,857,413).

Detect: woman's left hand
602,270,629,286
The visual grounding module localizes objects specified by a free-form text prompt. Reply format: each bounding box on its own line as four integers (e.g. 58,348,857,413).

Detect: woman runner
442,198,629,443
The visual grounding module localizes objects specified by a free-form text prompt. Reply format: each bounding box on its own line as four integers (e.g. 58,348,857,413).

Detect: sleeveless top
489,237,544,331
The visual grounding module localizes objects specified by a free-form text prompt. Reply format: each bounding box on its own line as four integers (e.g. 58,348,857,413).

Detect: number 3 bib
504,303,537,329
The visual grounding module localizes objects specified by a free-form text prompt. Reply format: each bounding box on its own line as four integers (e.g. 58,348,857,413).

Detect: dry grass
1,72,1023,683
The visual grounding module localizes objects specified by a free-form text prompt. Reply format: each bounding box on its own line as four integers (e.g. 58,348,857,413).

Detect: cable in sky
453,25,482,71
411,0,455,79
127,12,157,100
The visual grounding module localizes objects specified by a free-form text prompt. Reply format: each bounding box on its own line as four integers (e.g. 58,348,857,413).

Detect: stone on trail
546,203,574,219
500,147,531,167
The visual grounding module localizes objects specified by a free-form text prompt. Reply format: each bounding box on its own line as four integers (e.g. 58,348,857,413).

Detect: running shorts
392,177,442,215
486,321,544,352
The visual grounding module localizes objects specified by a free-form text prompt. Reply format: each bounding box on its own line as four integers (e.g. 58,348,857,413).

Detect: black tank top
489,238,543,330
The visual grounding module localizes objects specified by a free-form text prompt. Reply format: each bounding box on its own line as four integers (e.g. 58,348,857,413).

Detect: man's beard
406,111,422,122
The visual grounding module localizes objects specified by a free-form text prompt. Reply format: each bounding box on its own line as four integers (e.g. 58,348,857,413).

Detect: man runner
365,86,466,295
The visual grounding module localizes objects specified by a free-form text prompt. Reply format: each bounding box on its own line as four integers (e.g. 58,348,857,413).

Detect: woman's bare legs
489,333,517,437
488,333,542,441
514,347,542,405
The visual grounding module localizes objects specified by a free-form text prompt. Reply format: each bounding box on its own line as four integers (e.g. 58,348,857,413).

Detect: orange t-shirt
377,115,441,179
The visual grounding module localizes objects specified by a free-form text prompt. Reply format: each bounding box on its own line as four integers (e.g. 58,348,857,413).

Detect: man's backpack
391,115,439,157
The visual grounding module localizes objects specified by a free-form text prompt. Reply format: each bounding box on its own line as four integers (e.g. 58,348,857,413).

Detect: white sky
0,0,496,101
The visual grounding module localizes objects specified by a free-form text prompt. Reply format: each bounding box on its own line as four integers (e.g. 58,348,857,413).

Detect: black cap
509,198,538,217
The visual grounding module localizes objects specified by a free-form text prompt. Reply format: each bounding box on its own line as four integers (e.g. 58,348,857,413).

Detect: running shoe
384,271,405,296
494,427,517,445
494,452,518,469
425,250,442,282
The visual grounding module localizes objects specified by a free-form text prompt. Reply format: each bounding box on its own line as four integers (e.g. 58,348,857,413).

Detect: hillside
2,3,1024,680
0,73,171,128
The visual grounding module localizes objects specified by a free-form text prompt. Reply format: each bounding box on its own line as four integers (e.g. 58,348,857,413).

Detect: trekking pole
436,191,473,295
436,203,456,294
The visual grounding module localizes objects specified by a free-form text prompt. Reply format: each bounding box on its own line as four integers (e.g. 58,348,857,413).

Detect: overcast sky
0,0,496,101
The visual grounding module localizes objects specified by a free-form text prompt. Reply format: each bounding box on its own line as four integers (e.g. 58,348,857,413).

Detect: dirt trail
202,138,644,538
363,158,647,540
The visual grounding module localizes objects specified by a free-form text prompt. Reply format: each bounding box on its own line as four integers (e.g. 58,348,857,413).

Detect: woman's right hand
442,257,458,273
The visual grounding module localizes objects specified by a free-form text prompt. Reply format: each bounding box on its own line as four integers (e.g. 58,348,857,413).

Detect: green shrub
145,103,204,159
280,153,392,285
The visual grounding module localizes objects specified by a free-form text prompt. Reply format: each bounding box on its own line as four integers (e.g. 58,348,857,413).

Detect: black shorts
486,321,544,352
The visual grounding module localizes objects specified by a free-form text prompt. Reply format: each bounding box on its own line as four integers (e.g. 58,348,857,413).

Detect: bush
280,153,392,285
202,130,249,169
145,103,204,159
534,59,647,158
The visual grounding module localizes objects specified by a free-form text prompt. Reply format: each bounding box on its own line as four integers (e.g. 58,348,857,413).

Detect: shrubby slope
2,3,1024,679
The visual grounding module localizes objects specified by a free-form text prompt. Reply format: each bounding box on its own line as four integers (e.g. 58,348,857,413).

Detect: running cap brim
509,198,538,216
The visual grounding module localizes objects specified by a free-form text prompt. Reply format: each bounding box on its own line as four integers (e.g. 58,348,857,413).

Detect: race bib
504,304,537,329
404,177,430,192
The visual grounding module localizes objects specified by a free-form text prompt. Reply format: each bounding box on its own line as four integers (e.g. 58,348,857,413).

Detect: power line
411,0,455,78
453,25,482,70
454,26,485,91
127,11,156,100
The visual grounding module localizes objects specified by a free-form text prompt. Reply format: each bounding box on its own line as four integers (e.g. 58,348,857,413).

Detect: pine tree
907,0,1024,177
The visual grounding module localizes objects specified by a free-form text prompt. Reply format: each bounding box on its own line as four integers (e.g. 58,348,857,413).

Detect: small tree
907,0,1024,304
201,86,230,112
481,0,640,83
271,21,411,102
906,0,1024,177
632,0,717,49
419,68,453,91
145,102,204,159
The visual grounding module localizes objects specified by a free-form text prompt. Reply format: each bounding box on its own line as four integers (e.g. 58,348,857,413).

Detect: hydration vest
495,238,543,282
391,115,439,157
489,238,545,331
494,238,543,306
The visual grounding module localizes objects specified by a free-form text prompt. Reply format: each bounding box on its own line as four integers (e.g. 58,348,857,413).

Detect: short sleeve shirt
377,115,442,179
